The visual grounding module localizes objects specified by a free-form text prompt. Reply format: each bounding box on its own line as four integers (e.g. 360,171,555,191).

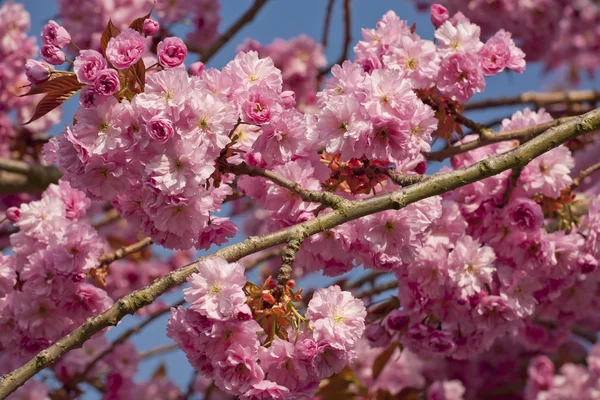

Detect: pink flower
436,52,485,103
184,257,247,320
241,380,290,400
93,69,120,96
251,110,306,166
225,51,283,93
79,86,103,109
41,20,71,48
479,34,511,76
503,198,544,232
143,18,159,36
430,4,449,28
435,20,482,54
448,235,496,297
24,59,51,84
258,338,312,392
213,343,265,395
520,146,574,198
306,285,366,350
157,37,187,68
106,28,146,69
146,116,175,143
0,254,16,298
382,36,439,89
41,45,66,65
427,380,466,400
73,50,107,84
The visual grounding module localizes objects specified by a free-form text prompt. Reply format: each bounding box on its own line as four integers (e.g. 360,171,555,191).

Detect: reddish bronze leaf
130,58,146,91
129,11,153,34
100,19,121,58
372,341,398,379
23,87,82,125
20,73,83,97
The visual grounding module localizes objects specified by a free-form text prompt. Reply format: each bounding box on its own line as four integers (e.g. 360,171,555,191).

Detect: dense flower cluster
57,0,220,54
167,257,366,398
417,0,600,78
3,1,600,399
239,35,327,106
0,181,112,372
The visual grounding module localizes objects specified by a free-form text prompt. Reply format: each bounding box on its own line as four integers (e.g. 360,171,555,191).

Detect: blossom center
210,283,222,295
405,58,417,70
248,74,260,82
332,309,346,325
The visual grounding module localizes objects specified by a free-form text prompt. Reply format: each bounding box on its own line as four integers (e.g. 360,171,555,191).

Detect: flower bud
41,20,71,48
24,59,51,84
365,324,391,348
188,61,205,76
40,45,66,65
143,18,159,36
430,4,449,28
6,207,20,222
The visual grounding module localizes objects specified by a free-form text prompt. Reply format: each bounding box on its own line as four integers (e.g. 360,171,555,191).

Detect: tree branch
318,0,352,77
77,299,184,381
427,116,578,162
226,161,350,209
98,237,153,266
2,107,600,399
464,90,600,111
139,343,179,360
321,0,337,48
356,280,398,298
0,159,61,195
571,161,600,190
190,0,270,64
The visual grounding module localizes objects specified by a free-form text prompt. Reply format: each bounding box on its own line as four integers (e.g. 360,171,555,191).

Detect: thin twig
318,0,352,77
139,343,179,360
241,248,282,270
465,90,600,111
571,161,600,190
3,107,600,399
98,237,153,266
77,299,184,380
346,270,387,289
321,0,337,48
191,0,270,64
427,116,578,162
356,280,398,298
454,112,494,140
92,208,121,229
184,369,199,400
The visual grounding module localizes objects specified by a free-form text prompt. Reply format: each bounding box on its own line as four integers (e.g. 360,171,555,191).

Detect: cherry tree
0,0,600,399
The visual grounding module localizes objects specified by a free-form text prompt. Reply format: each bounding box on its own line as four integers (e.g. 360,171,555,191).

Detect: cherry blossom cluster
525,342,600,400
57,0,220,55
239,35,327,107
0,181,112,373
167,257,366,399
421,0,600,79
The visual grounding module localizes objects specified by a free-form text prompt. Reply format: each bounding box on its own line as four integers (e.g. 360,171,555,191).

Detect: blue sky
16,0,599,398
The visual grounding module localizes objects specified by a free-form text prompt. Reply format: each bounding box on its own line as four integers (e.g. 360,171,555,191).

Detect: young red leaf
22,87,82,125
130,58,146,91
20,73,83,97
129,11,153,34
371,341,398,379
100,19,121,58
